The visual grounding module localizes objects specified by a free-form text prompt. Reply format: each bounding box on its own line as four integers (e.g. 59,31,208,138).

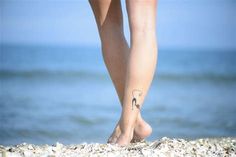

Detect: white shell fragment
0,137,235,157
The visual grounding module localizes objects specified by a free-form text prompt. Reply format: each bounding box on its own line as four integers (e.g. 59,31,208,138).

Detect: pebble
27,145,34,150
0,137,235,157
23,150,31,157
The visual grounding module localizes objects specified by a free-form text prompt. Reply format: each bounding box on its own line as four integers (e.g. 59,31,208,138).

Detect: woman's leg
89,0,152,143
116,0,158,146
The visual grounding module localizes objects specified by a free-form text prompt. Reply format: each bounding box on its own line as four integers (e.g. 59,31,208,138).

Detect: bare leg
116,0,158,146
88,0,152,143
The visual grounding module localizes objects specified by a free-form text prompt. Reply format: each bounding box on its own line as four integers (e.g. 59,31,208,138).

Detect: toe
107,137,112,143
107,135,118,144
111,136,118,143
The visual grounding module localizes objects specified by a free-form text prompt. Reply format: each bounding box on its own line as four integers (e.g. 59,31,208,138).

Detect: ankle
120,123,134,133
136,113,143,124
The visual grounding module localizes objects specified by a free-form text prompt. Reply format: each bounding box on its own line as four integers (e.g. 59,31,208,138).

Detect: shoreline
0,137,235,157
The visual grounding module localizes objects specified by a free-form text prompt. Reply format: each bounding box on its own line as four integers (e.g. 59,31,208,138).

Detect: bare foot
107,121,121,144
107,116,152,144
132,118,152,143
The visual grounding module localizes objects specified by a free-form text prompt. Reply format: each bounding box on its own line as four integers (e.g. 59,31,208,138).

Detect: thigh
89,0,123,29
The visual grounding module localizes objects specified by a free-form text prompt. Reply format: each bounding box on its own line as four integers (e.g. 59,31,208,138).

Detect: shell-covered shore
0,137,235,157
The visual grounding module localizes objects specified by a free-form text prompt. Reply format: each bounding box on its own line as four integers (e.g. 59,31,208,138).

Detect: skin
89,0,157,146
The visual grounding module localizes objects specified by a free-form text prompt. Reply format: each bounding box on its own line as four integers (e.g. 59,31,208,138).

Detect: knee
100,27,125,46
130,22,155,36
98,18,125,43
94,8,124,42
100,22,123,35
98,14,123,35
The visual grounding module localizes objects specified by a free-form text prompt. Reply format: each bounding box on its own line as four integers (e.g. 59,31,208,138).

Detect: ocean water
0,44,236,145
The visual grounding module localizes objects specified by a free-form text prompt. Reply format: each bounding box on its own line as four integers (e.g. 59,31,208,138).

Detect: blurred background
0,0,235,145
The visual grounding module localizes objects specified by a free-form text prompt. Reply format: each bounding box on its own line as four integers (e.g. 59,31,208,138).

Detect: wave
0,69,236,82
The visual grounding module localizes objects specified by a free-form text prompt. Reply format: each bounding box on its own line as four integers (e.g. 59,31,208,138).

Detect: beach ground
0,137,235,157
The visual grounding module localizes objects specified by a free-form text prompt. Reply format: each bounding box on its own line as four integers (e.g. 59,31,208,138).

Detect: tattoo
132,89,142,110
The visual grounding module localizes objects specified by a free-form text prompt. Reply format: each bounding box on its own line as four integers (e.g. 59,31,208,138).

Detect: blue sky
1,0,235,50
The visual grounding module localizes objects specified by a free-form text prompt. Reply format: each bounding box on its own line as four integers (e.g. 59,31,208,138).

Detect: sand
0,137,235,157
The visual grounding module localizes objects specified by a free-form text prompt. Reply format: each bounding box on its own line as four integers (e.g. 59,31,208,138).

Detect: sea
0,44,236,145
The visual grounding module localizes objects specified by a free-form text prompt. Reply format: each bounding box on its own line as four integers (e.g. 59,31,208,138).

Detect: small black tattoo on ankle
132,89,142,110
